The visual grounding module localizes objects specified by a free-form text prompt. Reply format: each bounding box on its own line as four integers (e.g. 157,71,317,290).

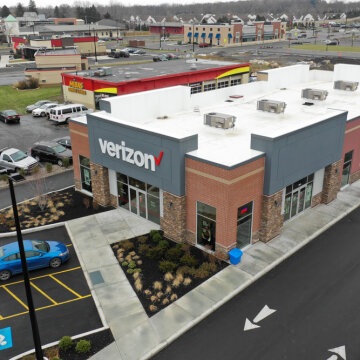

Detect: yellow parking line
50,275,82,298
30,282,57,305
66,244,73,247
0,294,92,321
3,286,28,310
0,266,82,287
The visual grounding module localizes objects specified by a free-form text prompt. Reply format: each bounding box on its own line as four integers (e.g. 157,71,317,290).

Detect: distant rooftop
35,47,80,56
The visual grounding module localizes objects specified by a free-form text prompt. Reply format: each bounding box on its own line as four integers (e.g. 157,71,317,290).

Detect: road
153,206,360,360
0,171,74,209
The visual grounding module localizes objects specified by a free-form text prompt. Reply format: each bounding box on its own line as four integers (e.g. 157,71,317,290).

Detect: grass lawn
0,85,62,114
291,44,360,52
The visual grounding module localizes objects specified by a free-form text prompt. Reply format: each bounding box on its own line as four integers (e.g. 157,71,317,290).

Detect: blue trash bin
229,248,243,265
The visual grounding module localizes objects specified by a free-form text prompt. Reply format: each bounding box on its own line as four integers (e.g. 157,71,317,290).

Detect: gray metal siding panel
251,112,347,195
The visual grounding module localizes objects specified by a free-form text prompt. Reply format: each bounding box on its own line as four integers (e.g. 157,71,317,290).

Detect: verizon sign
99,138,163,172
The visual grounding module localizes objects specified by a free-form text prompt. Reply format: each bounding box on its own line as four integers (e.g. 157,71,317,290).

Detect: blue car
0,239,70,281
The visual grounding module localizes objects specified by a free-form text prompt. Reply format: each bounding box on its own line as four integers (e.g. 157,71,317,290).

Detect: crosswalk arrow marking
328,346,346,360
253,305,277,323
326,355,338,360
244,318,260,331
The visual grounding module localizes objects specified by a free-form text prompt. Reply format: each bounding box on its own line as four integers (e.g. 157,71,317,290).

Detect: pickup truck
0,148,38,174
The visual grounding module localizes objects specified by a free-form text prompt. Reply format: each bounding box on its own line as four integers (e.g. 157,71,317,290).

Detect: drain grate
89,270,105,285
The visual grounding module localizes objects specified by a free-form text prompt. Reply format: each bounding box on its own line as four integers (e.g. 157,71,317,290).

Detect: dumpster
229,248,243,265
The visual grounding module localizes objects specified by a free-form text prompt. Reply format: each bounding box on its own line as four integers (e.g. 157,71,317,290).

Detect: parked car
0,147,38,173
324,39,338,45
0,239,70,281
0,110,20,124
49,104,93,123
31,141,73,166
98,40,106,43
26,100,53,113
166,53,179,60
153,54,168,62
199,43,210,48
133,49,146,55
53,136,71,150
122,48,136,53
111,50,130,58
161,37,168,41
32,102,58,117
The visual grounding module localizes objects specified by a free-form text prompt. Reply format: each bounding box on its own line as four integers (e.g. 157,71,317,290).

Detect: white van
49,104,93,123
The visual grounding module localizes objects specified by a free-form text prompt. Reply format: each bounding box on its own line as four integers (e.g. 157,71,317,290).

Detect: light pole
8,177,44,360
93,27,98,65
192,23,195,52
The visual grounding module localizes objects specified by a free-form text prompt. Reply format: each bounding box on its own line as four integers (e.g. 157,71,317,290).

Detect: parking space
0,115,70,153
0,226,103,359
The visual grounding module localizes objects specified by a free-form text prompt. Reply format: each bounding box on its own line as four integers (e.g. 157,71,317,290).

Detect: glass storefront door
79,155,92,193
197,202,216,251
129,187,147,219
237,202,253,249
341,151,353,188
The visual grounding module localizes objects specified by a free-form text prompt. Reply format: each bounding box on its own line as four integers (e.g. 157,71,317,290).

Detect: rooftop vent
257,99,286,114
190,63,197,71
204,112,236,129
301,88,328,101
334,80,358,91
94,67,112,77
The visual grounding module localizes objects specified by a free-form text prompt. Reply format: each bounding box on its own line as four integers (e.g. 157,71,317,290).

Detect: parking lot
0,114,69,153
0,226,103,358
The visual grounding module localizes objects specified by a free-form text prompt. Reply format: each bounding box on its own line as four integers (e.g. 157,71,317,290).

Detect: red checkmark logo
155,151,163,166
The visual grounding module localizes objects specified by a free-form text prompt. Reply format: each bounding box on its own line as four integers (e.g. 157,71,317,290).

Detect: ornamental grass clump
164,272,174,282
153,281,162,290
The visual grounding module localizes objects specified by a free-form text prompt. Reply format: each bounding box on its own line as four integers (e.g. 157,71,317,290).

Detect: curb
65,222,109,329
10,326,108,360
0,221,65,238
140,199,360,360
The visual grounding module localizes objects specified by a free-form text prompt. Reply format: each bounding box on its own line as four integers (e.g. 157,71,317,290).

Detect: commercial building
68,64,360,259
62,60,250,110
149,22,184,35
25,47,89,85
184,21,286,46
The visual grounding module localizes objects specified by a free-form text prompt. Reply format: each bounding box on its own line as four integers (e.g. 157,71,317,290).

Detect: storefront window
79,155,92,193
237,201,253,249
129,176,146,191
197,202,216,251
117,182,129,210
341,150,353,188
147,194,160,224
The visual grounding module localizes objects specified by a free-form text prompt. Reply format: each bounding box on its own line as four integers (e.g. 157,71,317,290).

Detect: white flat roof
84,64,360,168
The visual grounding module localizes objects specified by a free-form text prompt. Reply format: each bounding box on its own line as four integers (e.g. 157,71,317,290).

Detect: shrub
176,243,184,250
46,162,53,173
180,254,198,267
75,339,91,354
144,289,152,296
138,235,148,244
129,251,136,256
62,157,70,168
0,174,8,183
134,268,142,273
165,247,184,262
172,278,181,288
162,298,170,305
164,272,174,282
137,260,142,265
194,267,210,279
27,77,39,89
127,268,134,274
152,232,162,243
153,281,162,290
146,246,165,260
150,295,158,303
121,261,128,267
128,260,136,269
122,240,134,251
176,265,194,276
165,285,172,294
149,305,158,312
175,273,183,283
170,294,178,301
199,262,218,274
58,336,73,351
183,243,191,255
183,277,192,286
150,229,159,238
139,244,150,255
158,239,169,249
159,260,177,273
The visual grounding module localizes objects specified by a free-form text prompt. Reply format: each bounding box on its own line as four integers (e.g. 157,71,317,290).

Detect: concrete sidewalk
65,181,360,360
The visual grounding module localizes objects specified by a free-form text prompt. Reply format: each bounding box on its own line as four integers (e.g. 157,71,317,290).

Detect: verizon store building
69,64,360,259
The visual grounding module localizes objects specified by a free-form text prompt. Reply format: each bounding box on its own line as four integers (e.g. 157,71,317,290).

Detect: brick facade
160,191,187,243
90,162,110,206
311,192,322,208
259,190,284,243
350,169,360,184
74,178,81,192
321,160,342,204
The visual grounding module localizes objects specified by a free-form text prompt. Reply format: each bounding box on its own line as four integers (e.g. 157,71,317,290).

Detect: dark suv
30,141,73,166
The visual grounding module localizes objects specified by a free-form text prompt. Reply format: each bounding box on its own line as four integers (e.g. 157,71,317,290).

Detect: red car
199,43,210,48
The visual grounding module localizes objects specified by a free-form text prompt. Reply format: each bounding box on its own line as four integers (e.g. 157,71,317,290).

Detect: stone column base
311,192,322,208
74,178,82,192
350,169,360,184
185,230,196,246
90,162,110,207
110,194,118,208
321,160,342,204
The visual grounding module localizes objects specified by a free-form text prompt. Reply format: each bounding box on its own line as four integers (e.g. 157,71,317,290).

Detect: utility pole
8,177,44,360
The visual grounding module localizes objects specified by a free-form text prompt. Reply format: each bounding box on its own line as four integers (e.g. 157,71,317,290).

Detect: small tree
104,12,111,19
28,0,37,13
15,2,24,17
1,5,10,18
54,5,60,18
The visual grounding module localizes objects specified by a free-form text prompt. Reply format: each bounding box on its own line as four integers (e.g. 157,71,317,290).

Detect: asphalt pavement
0,226,103,359
152,205,360,360
0,171,74,210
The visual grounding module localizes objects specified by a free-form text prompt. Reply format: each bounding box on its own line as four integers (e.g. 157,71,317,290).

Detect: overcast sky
9,0,359,8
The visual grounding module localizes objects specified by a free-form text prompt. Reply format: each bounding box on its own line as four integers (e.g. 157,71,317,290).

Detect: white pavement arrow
326,356,338,360
244,305,277,331
328,346,346,360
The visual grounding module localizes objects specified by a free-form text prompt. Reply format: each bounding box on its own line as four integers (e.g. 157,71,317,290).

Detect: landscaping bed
111,230,228,317
0,187,113,233
20,328,114,360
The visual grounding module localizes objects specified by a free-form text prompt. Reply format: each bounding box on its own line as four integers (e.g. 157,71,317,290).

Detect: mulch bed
0,187,113,233
111,231,228,317
59,329,114,360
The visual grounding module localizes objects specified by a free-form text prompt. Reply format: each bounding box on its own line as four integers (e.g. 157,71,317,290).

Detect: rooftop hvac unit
94,67,112,77
334,80,358,91
204,112,236,129
94,69,105,77
301,88,328,101
257,99,286,114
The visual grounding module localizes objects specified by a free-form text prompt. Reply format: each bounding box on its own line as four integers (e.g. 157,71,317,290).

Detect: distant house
200,14,217,24
145,16,156,25
279,14,289,22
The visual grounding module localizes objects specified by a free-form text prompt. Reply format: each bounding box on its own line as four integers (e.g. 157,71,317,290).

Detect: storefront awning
216,33,221,39
208,33,213,38
194,32,199,37
201,33,206,38
187,32,192,37
228,33,233,38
